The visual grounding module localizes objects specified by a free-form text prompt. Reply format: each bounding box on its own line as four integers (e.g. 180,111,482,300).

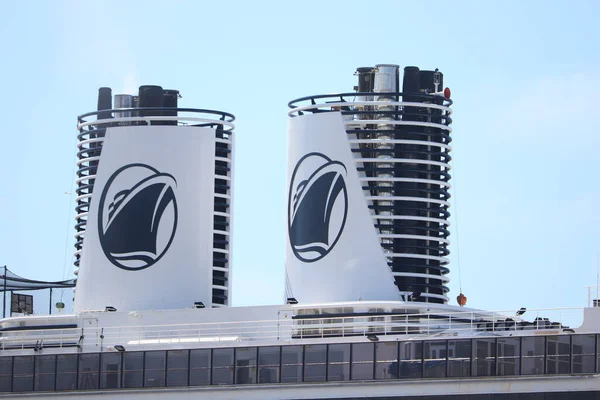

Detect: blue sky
0,1,598,321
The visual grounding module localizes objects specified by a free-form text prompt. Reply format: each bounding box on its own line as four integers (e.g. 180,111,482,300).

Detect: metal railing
0,307,584,352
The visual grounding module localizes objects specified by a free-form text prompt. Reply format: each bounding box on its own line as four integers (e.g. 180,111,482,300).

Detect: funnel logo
288,152,348,263
98,163,178,271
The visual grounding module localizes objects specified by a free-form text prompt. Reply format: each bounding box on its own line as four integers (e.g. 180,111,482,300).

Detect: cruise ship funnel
73,86,235,312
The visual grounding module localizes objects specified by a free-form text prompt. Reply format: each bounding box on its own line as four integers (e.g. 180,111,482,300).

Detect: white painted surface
286,112,400,304
75,126,219,313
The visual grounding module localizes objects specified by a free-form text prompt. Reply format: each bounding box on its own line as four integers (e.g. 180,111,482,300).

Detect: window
351,343,374,380
122,352,144,388
144,351,166,387
375,342,398,380
572,334,595,374
0,357,12,392
546,336,570,374
189,349,211,386
448,340,471,377
78,353,100,389
100,353,121,389
235,348,257,384
56,354,78,391
34,355,56,391
497,337,520,376
522,337,545,375
399,341,422,379
167,350,189,387
304,344,326,382
328,344,350,381
473,338,496,377
424,341,446,378
258,347,280,384
13,356,34,392
281,346,303,383
212,348,233,385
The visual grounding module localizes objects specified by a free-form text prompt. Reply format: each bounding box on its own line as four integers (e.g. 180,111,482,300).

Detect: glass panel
100,353,121,389
547,356,570,375
448,340,471,377
304,364,326,382
282,346,303,365
305,345,326,364
424,341,446,378
189,349,211,386
259,347,280,366
281,365,302,383
573,355,595,374
56,354,78,391
572,335,595,355
522,357,544,375
144,351,166,387
167,350,188,387
547,336,570,356
78,353,99,389
328,344,350,363
375,342,397,380
258,347,280,384
35,355,56,391
522,336,544,375
304,345,326,382
212,368,233,385
122,352,144,388
212,348,234,385
235,348,257,384
522,337,545,357
474,338,496,377
351,343,374,380
13,356,34,392
0,357,12,392
497,337,520,376
352,343,374,362
351,362,373,380
399,341,422,379
212,348,234,368
281,346,303,383
328,344,350,381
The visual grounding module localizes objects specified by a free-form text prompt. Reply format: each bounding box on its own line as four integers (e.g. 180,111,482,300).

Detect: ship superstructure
0,66,599,400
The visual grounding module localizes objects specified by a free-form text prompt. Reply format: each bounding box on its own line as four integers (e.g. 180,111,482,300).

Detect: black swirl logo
98,163,178,271
288,153,348,263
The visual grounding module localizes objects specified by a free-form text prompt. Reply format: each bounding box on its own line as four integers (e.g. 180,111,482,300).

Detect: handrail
0,307,584,352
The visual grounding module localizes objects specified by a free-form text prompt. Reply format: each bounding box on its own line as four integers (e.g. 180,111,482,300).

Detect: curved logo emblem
98,163,178,271
288,152,348,263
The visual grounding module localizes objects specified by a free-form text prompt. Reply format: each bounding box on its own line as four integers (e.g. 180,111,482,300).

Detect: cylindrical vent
162,90,179,126
402,66,421,94
419,70,443,94
356,67,375,93
114,94,134,120
374,64,399,100
97,87,112,120
138,85,164,118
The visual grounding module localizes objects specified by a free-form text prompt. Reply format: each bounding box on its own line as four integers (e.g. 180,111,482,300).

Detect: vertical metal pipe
373,65,399,264
2,266,6,318
97,87,112,121
114,94,134,121
49,288,53,315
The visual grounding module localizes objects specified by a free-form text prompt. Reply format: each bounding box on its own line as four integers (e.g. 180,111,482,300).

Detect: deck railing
0,307,584,352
